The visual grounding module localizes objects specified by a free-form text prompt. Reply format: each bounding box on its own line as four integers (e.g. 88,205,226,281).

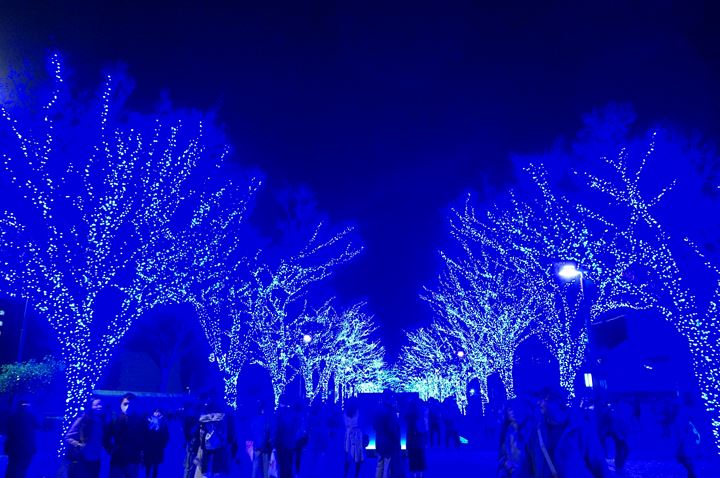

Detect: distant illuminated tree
396,324,471,411
293,300,384,403
323,302,386,402
231,225,361,408
422,241,546,400
0,56,257,432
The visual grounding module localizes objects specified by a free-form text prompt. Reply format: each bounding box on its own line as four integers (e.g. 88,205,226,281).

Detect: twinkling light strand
297,301,385,404
422,242,546,402
579,135,720,452
0,59,257,444
194,224,362,408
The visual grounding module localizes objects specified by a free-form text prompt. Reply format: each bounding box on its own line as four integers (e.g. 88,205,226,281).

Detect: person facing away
4,399,39,478
343,398,364,478
182,399,202,478
143,408,170,478
103,392,146,478
292,399,310,478
405,398,429,478
250,402,272,478
498,399,532,478
197,398,236,478
373,393,402,478
272,397,299,478
526,389,609,478
65,397,106,478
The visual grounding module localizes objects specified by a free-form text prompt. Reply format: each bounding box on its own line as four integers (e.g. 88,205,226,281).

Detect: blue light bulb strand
578,136,720,453
193,224,363,409
421,240,547,402
298,301,385,403
396,325,470,411
0,57,257,444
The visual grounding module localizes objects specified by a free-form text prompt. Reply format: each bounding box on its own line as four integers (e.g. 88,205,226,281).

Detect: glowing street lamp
558,263,590,349
557,264,584,293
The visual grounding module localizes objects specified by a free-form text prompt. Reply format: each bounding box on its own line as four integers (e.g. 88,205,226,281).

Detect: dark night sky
2,1,720,354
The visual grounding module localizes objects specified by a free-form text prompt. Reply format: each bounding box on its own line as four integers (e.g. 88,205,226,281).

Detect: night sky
2,1,720,354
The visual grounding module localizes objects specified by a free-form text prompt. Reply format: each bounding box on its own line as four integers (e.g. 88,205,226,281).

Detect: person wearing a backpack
198,404,232,478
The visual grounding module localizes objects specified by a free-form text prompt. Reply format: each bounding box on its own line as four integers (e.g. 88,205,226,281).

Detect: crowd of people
497,389,705,478
0,388,708,478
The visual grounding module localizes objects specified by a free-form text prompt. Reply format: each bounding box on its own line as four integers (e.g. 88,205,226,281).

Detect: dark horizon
2,0,720,354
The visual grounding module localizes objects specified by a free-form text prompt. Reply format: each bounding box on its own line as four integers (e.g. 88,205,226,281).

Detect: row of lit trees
192,226,385,409
400,126,720,451
0,57,385,439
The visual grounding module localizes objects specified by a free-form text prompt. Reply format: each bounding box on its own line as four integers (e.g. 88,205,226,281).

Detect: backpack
200,413,227,450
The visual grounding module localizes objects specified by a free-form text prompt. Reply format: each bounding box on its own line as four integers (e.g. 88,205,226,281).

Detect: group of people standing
65,393,170,478
497,389,704,478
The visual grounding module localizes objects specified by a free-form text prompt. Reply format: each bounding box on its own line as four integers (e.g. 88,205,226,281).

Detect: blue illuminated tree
0,56,257,432
394,320,478,413
422,240,546,401
576,135,720,451
452,160,658,398
192,268,255,409
505,113,720,448
196,224,361,408
396,324,466,407
298,300,385,403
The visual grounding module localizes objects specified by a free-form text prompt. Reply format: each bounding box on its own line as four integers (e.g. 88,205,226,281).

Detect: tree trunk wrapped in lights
450,158,656,397
578,137,720,452
0,56,257,438
422,242,545,401
236,225,361,408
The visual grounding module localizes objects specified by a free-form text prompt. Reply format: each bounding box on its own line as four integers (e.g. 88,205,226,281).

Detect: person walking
4,400,39,478
373,393,402,478
182,400,202,478
406,399,428,478
197,399,235,478
250,402,272,478
65,397,106,478
343,399,364,478
273,398,298,478
497,399,531,478
143,408,170,478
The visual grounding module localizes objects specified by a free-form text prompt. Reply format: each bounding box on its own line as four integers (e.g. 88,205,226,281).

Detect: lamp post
557,263,588,343
557,263,594,391
299,333,312,399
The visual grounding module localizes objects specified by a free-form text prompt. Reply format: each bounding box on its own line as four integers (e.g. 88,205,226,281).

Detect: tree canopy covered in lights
422,239,546,402
194,223,365,408
574,134,720,452
0,56,257,433
396,324,466,407
298,300,385,403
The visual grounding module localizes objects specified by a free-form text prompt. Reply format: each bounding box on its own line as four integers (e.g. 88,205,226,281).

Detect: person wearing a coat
4,400,39,478
65,397,106,478
143,409,170,478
